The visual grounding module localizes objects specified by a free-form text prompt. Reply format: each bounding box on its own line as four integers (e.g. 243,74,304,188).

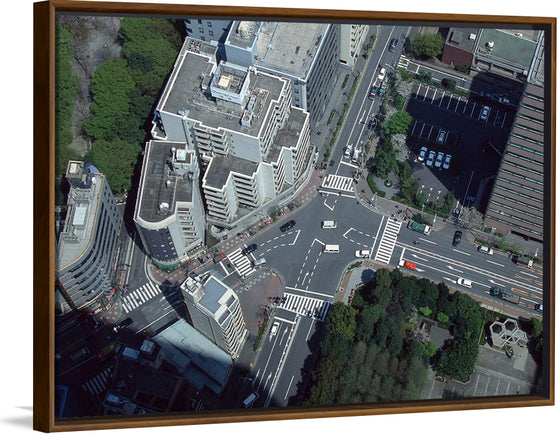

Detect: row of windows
496,175,543,195
487,208,543,237
508,139,544,156
488,197,542,221
491,189,542,214
500,166,543,186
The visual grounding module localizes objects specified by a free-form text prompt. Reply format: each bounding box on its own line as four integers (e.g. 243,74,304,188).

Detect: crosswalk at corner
278,292,331,322
122,281,161,313
227,248,255,278
397,54,410,70
81,367,112,396
321,174,354,193
374,218,402,264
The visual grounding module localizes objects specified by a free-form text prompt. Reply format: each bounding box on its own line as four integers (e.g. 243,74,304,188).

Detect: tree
84,57,136,141
381,111,413,137
85,137,140,192
436,337,479,382
355,304,386,342
411,32,445,59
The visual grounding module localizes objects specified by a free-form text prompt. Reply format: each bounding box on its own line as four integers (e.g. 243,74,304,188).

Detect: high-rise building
134,141,206,270
55,161,122,313
181,273,247,360
339,24,369,70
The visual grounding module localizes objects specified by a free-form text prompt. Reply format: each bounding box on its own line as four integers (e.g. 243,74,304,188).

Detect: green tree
411,32,445,59
85,137,140,192
84,57,136,141
355,304,386,342
380,111,413,137
436,337,479,382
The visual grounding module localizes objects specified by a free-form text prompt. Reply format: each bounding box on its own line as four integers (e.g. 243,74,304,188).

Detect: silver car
443,154,452,169
480,105,490,121
434,152,444,168
426,150,435,167
418,146,427,162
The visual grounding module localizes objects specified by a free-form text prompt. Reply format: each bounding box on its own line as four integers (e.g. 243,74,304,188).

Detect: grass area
367,172,387,198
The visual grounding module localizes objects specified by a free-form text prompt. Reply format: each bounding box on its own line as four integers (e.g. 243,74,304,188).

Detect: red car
399,260,417,270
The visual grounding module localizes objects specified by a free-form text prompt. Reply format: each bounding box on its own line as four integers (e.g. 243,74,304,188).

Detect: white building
339,24,369,69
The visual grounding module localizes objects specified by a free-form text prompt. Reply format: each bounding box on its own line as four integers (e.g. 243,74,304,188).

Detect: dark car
280,220,296,233
389,38,398,52
113,317,133,333
241,244,258,256
452,230,462,246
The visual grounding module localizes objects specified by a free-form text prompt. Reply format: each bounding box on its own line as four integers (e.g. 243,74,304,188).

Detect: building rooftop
476,28,540,72
225,20,259,50
203,154,258,189
136,141,197,224
445,27,481,53
267,106,308,163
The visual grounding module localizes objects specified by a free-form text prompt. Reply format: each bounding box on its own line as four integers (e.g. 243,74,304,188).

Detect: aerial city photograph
53,12,547,419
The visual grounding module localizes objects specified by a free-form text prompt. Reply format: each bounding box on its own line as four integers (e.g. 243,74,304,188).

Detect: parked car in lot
452,230,462,246
241,243,257,255
354,249,370,258
457,277,472,288
436,130,446,145
480,105,490,121
418,146,427,162
280,220,296,233
434,152,444,168
478,245,494,255
426,150,436,167
443,154,452,169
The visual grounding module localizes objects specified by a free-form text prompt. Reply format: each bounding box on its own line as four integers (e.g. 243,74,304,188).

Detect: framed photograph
33,0,555,432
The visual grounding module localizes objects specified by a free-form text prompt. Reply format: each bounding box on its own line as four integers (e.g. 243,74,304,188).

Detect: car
280,220,296,233
399,260,417,270
478,245,494,255
443,154,452,169
241,243,257,256
344,144,352,157
368,117,377,129
270,321,279,338
113,317,133,333
354,249,370,258
377,67,386,81
535,303,543,312
480,105,490,121
457,277,473,288
426,150,436,167
369,85,378,99
436,130,446,145
329,159,335,167
418,146,427,162
389,38,398,52
434,152,444,168
452,230,462,246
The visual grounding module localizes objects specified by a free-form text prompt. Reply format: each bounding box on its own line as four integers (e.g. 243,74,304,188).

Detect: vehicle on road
535,303,543,311
241,244,257,256
489,286,520,304
368,117,377,129
280,220,296,233
270,321,279,338
452,230,462,246
321,220,337,229
436,130,446,145
418,146,427,162
434,151,444,168
514,255,534,268
399,259,417,270
457,277,472,288
478,245,494,255
253,257,266,266
480,105,490,121
369,83,378,99
113,317,133,333
344,144,352,157
324,244,340,253
354,249,370,258
389,38,398,52
408,220,431,235
426,150,436,167
443,154,452,169
213,252,226,263
378,67,386,82
242,392,259,408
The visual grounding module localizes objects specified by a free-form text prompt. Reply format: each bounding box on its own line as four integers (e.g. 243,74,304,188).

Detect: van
321,220,337,229
323,244,340,253
253,257,266,266
242,392,259,408
457,277,472,288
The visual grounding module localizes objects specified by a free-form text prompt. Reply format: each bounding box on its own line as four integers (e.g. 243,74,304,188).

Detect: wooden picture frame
34,0,555,432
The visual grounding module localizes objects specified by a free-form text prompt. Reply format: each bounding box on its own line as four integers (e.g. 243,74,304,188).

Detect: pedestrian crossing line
278,292,331,322
374,218,402,264
321,174,354,193
397,55,409,70
122,281,161,313
227,248,255,278
82,367,112,396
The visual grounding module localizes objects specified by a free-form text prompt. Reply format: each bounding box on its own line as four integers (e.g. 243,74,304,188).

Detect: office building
181,273,247,360
339,24,369,69
55,161,121,313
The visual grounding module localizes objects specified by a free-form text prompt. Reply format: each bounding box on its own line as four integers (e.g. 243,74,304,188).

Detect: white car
377,67,386,81
426,150,436,167
436,130,446,145
480,105,490,121
443,154,452,169
418,146,427,162
355,250,370,258
270,321,279,338
434,152,444,168
478,245,494,255
457,277,473,288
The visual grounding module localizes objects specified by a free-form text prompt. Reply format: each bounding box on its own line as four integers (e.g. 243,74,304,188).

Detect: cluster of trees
303,268,485,406
83,18,182,193
410,32,445,59
372,110,413,180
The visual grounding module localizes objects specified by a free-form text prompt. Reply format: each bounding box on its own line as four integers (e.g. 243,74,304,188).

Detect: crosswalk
397,54,410,70
82,367,112,396
374,218,402,264
321,174,354,193
122,281,161,313
278,292,331,322
227,248,255,278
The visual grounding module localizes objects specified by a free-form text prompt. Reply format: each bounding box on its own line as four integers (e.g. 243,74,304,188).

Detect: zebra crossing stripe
227,248,255,278
374,219,402,264
279,293,331,321
82,368,112,396
122,282,161,313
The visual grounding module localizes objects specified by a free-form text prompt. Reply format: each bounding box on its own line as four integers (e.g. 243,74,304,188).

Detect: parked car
452,230,462,246
436,130,446,145
241,243,257,256
399,260,417,270
354,250,370,258
418,146,427,162
377,67,386,81
434,152,444,168
280,220,296,233
426,150,436,167
478,245,494,255
443,154,452,169
389,38,398,52
457,277,473,288
480,105,490,121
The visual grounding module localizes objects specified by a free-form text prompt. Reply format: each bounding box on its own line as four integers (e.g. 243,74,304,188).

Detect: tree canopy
411,32,445,59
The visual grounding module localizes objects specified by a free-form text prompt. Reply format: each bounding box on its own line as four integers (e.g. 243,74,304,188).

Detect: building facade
56,161,121,313
181,273,247,360
339,24,369,69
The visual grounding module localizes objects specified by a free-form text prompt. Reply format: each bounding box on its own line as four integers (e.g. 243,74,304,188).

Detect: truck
489,286,520,305
515,255,534,268
407,220,431,235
